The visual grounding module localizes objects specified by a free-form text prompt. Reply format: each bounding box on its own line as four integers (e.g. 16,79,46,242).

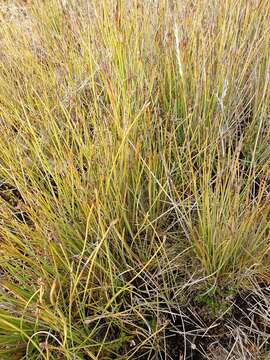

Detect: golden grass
0,0,269,358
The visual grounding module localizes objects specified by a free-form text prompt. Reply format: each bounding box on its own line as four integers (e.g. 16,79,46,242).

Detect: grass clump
0,0,269,359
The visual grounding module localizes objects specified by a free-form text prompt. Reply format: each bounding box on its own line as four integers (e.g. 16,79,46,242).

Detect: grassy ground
0,0,269,359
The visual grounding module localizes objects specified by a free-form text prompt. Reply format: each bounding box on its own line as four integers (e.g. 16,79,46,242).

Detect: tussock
0,0,269,359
